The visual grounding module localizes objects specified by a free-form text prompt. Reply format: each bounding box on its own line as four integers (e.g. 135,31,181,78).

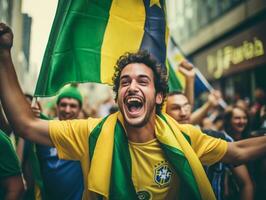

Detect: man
1,23,266,200
0,129,24,200
166,92,254,200
165,90,221,125
36,85,84,199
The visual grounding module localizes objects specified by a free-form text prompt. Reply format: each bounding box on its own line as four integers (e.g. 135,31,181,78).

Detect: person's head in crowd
254,88,266,105
201,117,214,130
112,51,168,127
224,106,249,140
235,99,249,112
250,88,266,116
212,113,225,131
165,91,191,124
24,93,42,117
56,85,83,120
251,100,266,130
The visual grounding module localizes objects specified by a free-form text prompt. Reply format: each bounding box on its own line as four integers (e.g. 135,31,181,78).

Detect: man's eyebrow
172,102,190,107
138,74,151,81
120,75,130,80
120,74,151,81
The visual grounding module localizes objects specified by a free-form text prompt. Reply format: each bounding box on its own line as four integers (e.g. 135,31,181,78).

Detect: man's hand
207,90,222,107
0,23,13,50
179,60,196,106
178,60,195,79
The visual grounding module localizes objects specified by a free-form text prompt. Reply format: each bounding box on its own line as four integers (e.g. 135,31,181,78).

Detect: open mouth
125,96,144,114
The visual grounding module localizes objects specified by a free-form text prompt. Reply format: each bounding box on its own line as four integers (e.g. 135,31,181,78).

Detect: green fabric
0,130,21,199
56,85,83,105
167,60,183,92
34,0,112,97
0,130,21,178
89,120,137,200
89,116,108,161
159,113,191,145
109,121,137,199
88,114,201,200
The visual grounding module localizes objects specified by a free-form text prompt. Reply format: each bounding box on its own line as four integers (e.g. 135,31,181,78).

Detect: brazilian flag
34,0,168,97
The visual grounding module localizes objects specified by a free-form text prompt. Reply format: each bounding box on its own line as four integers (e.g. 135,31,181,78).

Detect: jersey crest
154,161,172,186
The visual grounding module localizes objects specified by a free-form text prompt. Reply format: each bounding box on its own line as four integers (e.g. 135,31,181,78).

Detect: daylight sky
22,0,58,68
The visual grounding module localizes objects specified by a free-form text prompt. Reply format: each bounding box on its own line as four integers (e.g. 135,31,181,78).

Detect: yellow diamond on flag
150,0,161,8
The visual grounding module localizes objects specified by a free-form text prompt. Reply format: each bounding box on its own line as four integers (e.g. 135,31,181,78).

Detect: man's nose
128,80,138,93
180,106,187,114
65,105,71,113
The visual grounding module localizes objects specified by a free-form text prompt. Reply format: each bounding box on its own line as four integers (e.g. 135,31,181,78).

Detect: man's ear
156,92,163,105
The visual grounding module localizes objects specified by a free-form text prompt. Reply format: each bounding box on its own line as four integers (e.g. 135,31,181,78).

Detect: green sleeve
0,130,21,179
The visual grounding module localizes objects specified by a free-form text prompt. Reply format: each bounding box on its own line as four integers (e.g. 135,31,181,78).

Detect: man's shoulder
86,117,105,132
177,123,201,133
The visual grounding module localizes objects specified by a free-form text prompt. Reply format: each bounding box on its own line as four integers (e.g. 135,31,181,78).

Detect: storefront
192,17,266,102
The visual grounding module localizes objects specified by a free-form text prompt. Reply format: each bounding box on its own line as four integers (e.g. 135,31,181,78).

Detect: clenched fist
0,23,13,50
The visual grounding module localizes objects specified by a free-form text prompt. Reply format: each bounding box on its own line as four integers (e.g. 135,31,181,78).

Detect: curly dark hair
112,50,169,114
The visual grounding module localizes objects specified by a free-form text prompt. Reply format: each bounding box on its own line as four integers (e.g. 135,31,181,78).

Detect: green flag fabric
166,59,184,92
166,38,186,92
34,0,167,97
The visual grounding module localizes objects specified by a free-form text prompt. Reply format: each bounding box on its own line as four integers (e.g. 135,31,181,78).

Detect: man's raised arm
221,135,266,165
0,23,52,146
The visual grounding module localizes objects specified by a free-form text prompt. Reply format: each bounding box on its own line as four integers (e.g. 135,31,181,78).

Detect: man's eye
174,106,181,110
139,80,148,85
120,80,129,86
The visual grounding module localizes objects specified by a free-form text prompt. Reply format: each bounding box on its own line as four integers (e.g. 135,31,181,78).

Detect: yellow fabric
49,118,102,200
35,184,41,200
129,139,180,199
150,0,161,8
101,0,145,83
158,113,225,200
88,113,116,196
49,112,227,199
175,71,186,89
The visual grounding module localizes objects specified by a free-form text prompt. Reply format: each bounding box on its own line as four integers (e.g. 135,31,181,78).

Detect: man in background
36,85,84,200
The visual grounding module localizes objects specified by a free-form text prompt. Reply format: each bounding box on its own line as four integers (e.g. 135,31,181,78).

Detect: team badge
137,190,152,200
154,161,172,186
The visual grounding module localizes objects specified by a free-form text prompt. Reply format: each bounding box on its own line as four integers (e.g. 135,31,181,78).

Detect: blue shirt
203,130,233,200
37,145,84,200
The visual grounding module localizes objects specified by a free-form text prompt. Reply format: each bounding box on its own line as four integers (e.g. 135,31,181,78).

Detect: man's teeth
127,97,141,103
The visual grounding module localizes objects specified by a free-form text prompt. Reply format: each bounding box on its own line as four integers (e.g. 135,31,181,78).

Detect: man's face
166,94,191,124
231,108,248,134
57,98,81,120
117,63,162,127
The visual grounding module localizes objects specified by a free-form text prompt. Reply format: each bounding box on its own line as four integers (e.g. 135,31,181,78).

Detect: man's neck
124,118,156,143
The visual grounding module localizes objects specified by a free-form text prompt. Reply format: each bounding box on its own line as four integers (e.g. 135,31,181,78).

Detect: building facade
167,0,266,102
0,0,32,91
